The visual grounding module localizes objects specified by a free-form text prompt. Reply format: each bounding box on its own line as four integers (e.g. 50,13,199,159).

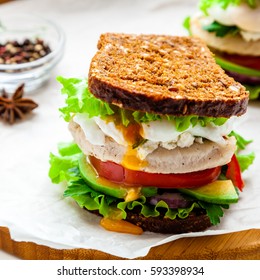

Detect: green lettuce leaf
57,76,228,131
58,142,82,156
132,111,162,123
245,84,260,100
199,201,229,225
118,197,200,220
64,178,207,222
236,153,255,172
199,0,257,15
229,131,253,150
229,131,255,171
64,177,228,225
57,76,114,122
183,16,191,34
64,179,119,218
202,21,239,37
48,142,82,184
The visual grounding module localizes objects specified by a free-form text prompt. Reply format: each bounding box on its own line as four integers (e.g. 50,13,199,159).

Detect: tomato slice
89,156,221,189
226,154,244,191
90,156,124,183
216,51,260,71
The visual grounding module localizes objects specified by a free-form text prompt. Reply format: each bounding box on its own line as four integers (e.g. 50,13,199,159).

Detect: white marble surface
0,0,259,259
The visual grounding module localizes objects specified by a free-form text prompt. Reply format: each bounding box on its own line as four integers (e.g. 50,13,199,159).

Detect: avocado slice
78,156,157,200
178,180,239,204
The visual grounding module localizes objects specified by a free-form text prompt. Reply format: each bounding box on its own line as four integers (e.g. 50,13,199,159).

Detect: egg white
73,114,105,145
141,117,236,145
73,114,237,160
207,3,260,33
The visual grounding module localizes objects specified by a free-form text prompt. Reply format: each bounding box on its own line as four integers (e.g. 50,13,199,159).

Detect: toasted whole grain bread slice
88,33,249,118
125,208,212,234
88,208,212,234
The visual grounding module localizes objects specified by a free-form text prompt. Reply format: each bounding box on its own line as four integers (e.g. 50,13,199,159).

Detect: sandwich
185,0,260,99
49,33,254,235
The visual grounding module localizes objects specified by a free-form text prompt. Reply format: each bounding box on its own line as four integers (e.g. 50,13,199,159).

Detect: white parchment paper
0,0,259,259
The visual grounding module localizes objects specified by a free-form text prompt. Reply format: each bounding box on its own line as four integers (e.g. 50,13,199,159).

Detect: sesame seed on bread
88,33,249,118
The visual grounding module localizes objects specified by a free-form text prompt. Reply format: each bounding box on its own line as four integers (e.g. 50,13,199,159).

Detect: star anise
0,84,38,124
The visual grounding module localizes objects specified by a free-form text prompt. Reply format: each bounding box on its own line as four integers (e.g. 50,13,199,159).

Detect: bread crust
88,33,249,118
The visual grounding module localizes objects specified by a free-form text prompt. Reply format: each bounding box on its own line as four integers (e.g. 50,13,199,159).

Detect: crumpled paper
0,0,259,259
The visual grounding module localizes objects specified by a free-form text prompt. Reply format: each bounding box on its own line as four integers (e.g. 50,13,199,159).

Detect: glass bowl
0,14,65,94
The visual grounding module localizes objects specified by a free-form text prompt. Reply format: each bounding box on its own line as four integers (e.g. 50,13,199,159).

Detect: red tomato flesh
226,154,244,191
217,51,260,71
89,156,221,189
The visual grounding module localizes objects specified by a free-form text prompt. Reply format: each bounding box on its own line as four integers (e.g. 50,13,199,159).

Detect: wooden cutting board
0,227,259,259
0,0,13,4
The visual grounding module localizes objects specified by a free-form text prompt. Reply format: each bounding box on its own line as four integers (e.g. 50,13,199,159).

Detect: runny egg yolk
115,122,147,171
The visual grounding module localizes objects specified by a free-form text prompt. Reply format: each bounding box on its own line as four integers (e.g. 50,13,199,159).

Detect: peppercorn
0,38,51,65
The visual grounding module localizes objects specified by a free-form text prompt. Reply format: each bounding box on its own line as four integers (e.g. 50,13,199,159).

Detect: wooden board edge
1,227,260,260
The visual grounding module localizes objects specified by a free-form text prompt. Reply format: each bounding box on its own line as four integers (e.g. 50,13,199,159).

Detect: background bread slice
88,33,249,118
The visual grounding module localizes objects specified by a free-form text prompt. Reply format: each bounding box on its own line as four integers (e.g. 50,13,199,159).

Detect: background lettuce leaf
199,0,257,15
245,85,260,100
202,21,239,37
183,16,191,34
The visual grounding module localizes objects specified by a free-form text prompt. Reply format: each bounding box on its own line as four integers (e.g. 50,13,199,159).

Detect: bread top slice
88,33,249,118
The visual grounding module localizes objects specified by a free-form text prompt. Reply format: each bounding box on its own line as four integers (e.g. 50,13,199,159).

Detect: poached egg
73,113,236,163
206,3,260,41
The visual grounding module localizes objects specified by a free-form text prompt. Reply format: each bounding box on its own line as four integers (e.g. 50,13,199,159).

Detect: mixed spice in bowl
0,14,65,93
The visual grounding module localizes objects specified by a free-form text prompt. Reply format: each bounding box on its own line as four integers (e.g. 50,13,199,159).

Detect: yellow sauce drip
115,122,147,171
100,217,143,235
124,187,141,202
96,176,141,202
